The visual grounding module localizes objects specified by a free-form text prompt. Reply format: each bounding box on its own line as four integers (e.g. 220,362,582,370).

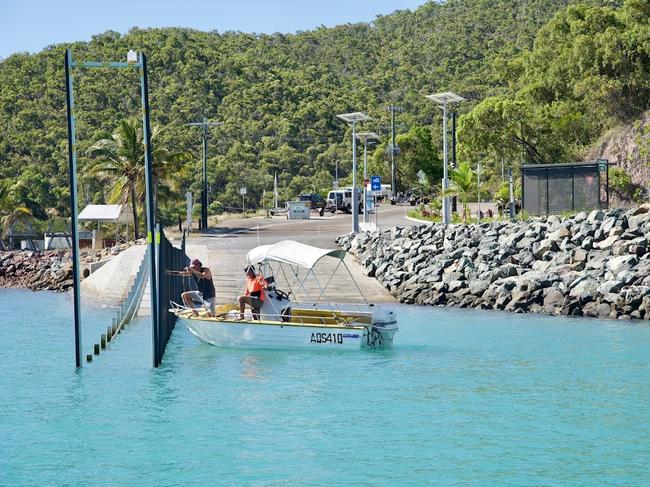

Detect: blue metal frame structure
64,49,159,367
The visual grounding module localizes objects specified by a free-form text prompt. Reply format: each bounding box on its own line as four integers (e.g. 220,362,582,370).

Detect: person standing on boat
238,265,267,320
179,259,216,316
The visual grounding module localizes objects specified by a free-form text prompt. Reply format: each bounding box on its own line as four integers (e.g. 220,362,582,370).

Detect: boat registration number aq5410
310,333,360,344
310,332,343,344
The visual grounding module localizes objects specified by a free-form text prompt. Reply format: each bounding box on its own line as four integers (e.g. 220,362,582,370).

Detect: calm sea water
1,289,649,486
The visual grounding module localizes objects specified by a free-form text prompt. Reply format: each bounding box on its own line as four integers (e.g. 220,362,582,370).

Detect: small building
522,160,612,215
77,204,134,249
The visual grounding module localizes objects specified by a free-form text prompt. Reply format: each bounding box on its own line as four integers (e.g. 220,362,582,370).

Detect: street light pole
336,112,372,233
188,118,223,231
357,132,378,224
509,168,515,219
425,92,466,225
363,136,368,224
477,162,481,222
351,121,358,232
64,49,156,367
442,99,449,224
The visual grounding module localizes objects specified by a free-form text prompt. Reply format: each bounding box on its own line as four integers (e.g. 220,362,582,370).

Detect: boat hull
179,317,369,350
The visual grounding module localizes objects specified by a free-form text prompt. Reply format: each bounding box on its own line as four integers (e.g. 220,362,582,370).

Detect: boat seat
290,315,339,325
291,308,372,325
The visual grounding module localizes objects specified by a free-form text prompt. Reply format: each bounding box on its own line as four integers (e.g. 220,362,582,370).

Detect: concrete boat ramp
130,206,412,315
178,211,405,305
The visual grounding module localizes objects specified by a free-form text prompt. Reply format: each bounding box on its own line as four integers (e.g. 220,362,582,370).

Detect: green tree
370,126,441,192
0,181,32,240
88,119,190,238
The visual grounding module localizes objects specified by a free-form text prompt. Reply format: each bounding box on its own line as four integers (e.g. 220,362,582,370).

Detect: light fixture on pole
187,118,223,231
336,112,372,233
356,132,379,224
425,92,466,225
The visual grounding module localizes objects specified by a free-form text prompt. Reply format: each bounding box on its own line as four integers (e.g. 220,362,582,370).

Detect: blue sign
370,176,381,191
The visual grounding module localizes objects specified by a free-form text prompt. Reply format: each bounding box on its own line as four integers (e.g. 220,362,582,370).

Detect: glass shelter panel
523,168,547,215
547,167,573,214
573,165,599,211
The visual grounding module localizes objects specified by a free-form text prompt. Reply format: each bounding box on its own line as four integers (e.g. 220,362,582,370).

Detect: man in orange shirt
238,265,267,320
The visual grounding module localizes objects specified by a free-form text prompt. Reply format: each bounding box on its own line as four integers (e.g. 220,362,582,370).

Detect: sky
0,0,427,59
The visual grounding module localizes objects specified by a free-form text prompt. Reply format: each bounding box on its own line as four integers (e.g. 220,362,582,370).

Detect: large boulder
606,255,638,275
569,277,599,301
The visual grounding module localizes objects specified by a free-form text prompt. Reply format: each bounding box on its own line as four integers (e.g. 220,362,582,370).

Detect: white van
326,189,353,213
326,187,364,214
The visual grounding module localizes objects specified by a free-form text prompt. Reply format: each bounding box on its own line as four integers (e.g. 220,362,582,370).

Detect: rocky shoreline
338,206,650,321
0,250,73,291
0,242,143,292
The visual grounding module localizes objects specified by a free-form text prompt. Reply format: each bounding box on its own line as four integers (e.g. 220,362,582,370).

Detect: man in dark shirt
179,259,216,316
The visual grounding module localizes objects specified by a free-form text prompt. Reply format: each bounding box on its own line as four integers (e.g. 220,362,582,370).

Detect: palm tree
443,161,478,222
0,181,32,243
88,119,190,239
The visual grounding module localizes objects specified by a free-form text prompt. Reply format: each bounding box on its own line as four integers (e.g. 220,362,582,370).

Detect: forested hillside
1,0,646,228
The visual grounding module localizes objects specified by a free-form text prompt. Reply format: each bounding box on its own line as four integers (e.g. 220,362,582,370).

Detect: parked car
298,193,326,210
298,193,326,216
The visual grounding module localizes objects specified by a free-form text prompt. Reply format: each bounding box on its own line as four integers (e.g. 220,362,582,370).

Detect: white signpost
185,190,193,230
240,187,247,213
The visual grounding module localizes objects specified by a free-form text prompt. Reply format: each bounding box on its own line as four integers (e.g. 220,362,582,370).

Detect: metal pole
521,169,525,214
140,53,159,367
363,137,368,224
477,162,481,222
64,49,82,368
451,111,458,214
606,162,609,208
597,165,602,209
374,194,378,227
442,100,449,225
451,112,457,169
509,168,514,219
390,107,396,196
351,121,359,233
571,166,575,212
274,172,278,209
546,167,550,215
202,119,208,231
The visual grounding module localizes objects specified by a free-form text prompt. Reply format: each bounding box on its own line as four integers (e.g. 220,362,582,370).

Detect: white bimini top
246,240,346,270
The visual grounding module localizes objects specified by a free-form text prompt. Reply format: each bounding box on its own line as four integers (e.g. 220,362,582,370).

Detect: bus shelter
522,160,612,215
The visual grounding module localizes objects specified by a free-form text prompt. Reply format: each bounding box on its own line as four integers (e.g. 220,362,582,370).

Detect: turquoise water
1,289,649,486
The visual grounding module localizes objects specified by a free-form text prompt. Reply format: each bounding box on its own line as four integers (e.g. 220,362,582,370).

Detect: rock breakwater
338,206,650,320
0,241,144,292
0,250,73,291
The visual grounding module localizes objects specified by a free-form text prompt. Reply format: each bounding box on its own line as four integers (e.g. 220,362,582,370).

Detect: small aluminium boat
170,240,397,350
